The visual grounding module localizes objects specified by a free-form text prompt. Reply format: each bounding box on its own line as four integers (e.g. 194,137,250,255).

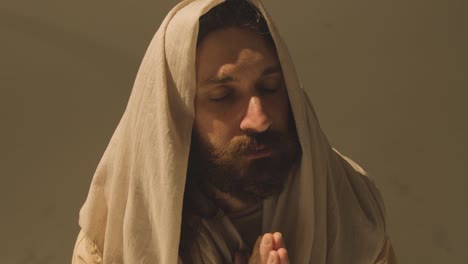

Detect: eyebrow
200,64,282,86
262,65,282,77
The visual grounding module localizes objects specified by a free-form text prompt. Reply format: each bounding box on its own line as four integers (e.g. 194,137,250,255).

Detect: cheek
267,92,291,130
194,109,241,147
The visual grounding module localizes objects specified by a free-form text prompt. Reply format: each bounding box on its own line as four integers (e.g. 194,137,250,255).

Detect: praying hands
235,232,290,264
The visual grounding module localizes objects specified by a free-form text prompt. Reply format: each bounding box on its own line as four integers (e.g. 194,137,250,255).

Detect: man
72,0,396,263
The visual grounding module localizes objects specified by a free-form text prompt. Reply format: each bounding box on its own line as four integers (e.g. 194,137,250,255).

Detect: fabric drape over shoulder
77,0,394,263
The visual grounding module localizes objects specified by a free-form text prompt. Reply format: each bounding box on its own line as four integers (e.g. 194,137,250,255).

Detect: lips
245,144,272,159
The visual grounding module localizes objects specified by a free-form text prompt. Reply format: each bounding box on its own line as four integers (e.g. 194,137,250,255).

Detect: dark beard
187,127,301,205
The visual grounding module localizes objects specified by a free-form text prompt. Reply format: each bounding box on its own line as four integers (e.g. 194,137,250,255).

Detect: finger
267,251,280,264
260,233,274,263
253,235,262,250
277,248,289,264
249,236,262,263
234,251,248,264
272,232,285,250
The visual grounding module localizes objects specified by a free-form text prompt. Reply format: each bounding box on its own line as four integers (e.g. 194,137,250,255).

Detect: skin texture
195,27,291,210
195,27,291,264
234,233,289,264
195,27,290,156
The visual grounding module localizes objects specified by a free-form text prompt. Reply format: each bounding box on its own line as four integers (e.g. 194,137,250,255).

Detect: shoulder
332,149,398,263
71,230,103,264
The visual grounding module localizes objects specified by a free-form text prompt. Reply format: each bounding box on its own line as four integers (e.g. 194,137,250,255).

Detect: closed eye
259,85,280,93
207,86,234,102
210,94,231,102
209,90,233,102
257,74,284,95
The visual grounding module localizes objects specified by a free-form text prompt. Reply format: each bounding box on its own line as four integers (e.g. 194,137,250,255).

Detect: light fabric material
77,0,395,263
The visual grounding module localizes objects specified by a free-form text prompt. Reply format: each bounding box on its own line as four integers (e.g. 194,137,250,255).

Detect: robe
73,0,398,263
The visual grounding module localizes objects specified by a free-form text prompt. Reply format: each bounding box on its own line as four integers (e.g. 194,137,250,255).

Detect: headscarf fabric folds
78,0,391,263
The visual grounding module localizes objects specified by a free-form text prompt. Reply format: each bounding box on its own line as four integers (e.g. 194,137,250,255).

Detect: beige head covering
78,0,390,263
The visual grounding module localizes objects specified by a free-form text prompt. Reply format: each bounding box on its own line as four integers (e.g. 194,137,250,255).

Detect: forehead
196,27,280,81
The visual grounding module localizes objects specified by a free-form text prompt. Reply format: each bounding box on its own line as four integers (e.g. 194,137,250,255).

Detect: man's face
191,27,300,203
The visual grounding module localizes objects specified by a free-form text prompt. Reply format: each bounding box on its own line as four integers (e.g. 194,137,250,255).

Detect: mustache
212,131,283,158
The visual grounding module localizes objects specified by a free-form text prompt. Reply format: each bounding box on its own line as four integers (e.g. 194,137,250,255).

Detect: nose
240,97,272,133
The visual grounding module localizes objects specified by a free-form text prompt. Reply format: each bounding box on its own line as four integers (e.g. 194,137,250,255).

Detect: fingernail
274,232,282,240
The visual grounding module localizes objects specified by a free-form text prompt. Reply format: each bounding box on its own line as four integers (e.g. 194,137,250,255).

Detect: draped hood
78,0,390,263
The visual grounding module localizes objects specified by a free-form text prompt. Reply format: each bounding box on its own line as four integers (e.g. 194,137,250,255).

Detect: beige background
1,0,467,263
